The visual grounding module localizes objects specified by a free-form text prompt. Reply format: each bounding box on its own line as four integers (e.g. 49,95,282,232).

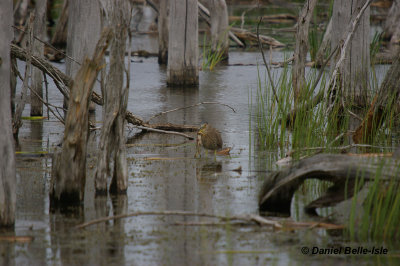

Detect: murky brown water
1,3,400,266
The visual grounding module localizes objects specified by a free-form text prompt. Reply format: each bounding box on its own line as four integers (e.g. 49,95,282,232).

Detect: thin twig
134,125,195,140
146,102,236,123
75,210,282,229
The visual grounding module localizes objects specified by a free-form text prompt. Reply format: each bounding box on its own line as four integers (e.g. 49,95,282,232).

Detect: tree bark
30,0,46,116
292,0,317,101
0,0,16,228
167,0,198,86
50,29,112,212
65,0,101,112
205,0,229,60
158,0,169,64
95,0,131,195
331,0,370,107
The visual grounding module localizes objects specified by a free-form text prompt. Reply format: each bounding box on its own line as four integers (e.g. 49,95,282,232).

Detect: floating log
259,154,400,215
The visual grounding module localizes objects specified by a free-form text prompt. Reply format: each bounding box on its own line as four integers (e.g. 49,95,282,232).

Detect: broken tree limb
259,153,400,215
230,27,285,48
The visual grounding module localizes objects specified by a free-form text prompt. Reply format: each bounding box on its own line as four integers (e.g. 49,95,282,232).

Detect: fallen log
259,153,400,215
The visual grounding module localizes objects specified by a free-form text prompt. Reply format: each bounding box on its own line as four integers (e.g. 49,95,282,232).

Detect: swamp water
2,3,400,266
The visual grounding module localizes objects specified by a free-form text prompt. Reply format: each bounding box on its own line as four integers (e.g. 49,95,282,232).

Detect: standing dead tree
65,0,101,113
0,0,16,228
50,29,113,212
167,0,198,86
292,0,317,102
95,0,132,195
50,0,68,48
31,0,46,116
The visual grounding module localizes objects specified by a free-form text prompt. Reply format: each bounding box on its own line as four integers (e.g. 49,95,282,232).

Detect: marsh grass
251,53,400,242
201,35,227,71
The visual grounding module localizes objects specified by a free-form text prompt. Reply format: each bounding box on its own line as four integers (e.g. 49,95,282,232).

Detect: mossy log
259,154,400,216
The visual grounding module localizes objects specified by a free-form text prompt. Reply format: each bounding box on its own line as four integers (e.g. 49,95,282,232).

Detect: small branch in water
146,101,236,123
133,125,195,140
74,210,283,229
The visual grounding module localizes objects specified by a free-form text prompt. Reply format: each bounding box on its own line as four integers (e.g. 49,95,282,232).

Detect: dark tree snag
10,44,199,132
95,0,131,195
158,0,168,64
259,154,400,215
353,52,400,144
167,0,198,86
31,0,46,116
382,0,400,53
0,0,16,228
50,28,113,212
50,0,69,48
292,0,317,101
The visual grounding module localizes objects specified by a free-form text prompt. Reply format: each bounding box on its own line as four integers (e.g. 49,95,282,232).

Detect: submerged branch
74,210,283,229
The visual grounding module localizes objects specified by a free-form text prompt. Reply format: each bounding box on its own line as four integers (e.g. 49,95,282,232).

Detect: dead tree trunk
0,0,16,228
30,0,46,116
315,17,332,67
205,0,229,60
95,0,131,195
50,29,112,212
50,0,68,48
292,0,317,101
331,0,370,107
383,0,400,53
353,51,400,144
65,0,101,112
167,0,198,86
158,0,169,64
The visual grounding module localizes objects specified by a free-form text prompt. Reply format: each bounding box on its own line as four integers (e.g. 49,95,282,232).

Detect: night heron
195,123,223,157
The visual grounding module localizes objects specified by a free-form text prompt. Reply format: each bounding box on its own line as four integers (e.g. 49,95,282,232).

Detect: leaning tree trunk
205,0,229,60
331,0,370,107
50,29,112,212
382,0,400,54
158,0,169,64
65,0,101,112
30,0,46,116
95,0,131,195
167,0,198,86
292,0,317,102
315,17,332,67
0,0,16,227
353,51,400,144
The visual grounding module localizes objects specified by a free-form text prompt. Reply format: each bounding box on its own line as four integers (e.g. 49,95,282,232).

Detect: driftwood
259,154,400,215
230,27,285,48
